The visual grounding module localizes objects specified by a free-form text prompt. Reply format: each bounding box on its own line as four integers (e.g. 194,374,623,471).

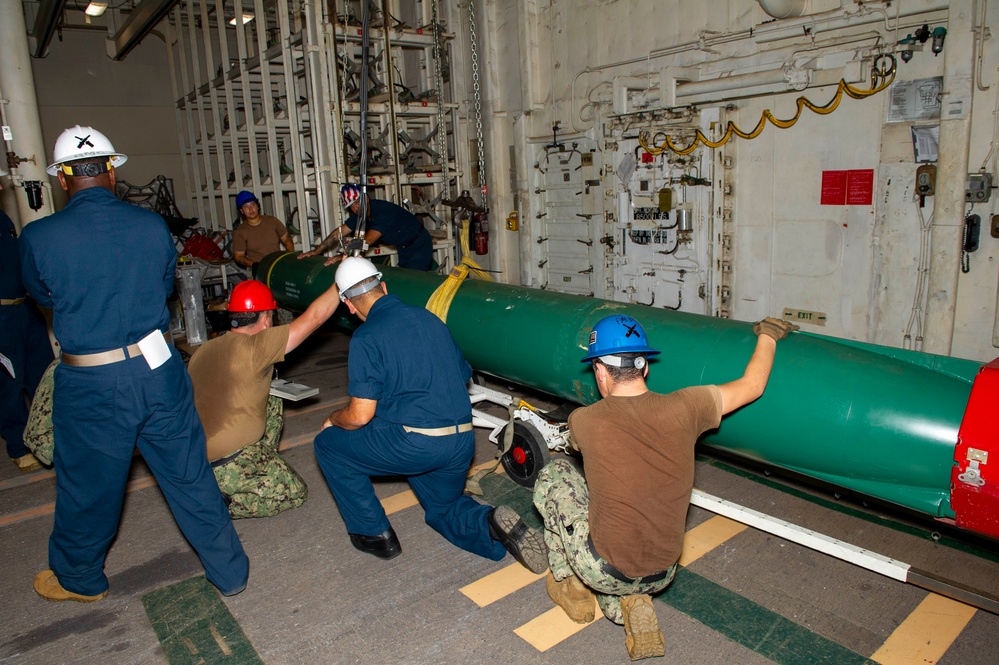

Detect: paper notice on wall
616,154,636,186
911,125,939,163
0,352,13,379
887,77,943,123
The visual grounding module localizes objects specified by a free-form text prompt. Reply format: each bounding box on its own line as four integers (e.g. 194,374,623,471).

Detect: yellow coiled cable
640,55,897,156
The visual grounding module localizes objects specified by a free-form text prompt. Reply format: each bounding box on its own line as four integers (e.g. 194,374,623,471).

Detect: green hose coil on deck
260,253,981,519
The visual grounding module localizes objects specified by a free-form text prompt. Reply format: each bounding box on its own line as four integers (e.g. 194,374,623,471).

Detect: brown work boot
620,594,665,660
12,454,42,472
33,570,108,603
546,571,596,623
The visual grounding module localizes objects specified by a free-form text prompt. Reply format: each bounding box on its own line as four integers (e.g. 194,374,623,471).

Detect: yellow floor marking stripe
870,593,976,665
678,516,748,567
381,489,419,515
126,476,159,492
285,396,351,419
0,470,56,491
509,515,748,653
277,431,315,452
460,564,546,607
514,603,599,652
0,502,55,527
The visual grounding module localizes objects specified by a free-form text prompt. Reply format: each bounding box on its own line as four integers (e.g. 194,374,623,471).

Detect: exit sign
782,308,827,326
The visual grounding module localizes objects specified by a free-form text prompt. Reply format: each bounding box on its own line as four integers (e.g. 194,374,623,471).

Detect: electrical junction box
965,173,993,203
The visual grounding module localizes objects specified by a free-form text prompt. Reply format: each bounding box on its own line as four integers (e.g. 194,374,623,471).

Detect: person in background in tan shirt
533,314,796,661
231,190,295,273
186,278,340,517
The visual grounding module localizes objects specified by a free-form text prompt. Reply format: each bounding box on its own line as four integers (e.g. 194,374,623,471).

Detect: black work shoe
488,505,549,574
348,527,402,560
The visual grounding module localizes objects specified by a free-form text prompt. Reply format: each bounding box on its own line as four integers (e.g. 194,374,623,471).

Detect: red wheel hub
512,447,527,464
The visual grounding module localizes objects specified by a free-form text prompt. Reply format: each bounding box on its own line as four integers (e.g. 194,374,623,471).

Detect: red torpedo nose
951,358,999,540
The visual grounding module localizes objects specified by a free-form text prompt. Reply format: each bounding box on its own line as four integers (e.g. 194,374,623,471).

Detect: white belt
62,332,171,368
403,422,473,437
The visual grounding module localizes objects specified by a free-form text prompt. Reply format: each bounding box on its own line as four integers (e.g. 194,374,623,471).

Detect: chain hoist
469,0,486,208
431,0,451,201
467,0,489,256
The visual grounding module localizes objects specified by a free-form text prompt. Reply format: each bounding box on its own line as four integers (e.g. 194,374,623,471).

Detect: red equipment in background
473,212,488,255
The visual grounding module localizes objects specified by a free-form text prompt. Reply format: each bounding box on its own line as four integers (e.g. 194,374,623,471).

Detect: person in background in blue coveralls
0,170,54,473
298,184,433,270
19,125,248,603
313,256,548,572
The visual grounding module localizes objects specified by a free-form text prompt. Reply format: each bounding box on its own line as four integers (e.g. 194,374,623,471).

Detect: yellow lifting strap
425,220,493,322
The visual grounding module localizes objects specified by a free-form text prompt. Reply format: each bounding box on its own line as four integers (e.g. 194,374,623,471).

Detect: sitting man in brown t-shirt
533,314,796,661
186,278,341,517
231,190,295,272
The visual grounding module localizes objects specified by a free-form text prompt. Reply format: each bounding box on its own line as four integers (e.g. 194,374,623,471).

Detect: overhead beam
111,0,179,61
30,0,67,58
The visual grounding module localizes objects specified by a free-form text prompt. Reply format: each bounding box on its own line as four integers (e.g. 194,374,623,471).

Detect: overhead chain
431,0,451,200
468,0,486,208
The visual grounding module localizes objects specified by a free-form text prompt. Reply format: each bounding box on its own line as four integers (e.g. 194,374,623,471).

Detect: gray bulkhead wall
29,28,189,216
479,0,999,363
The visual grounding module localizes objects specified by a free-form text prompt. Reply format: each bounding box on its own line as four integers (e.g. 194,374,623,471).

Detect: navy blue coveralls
19,187,248,596
0,209,54,461
345,199,433,271
314,294,506,560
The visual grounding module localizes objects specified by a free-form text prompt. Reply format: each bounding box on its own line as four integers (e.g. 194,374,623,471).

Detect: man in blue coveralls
19,125,248,602
299,184,433,270
314,257,548,572
0,174,53,472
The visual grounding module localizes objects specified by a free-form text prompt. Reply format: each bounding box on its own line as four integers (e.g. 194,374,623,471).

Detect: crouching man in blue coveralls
19,125,248,602
313,257,547,572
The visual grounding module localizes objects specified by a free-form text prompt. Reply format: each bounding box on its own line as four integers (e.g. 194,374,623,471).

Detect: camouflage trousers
25,361,306,519
532,457,677,624
24,359,57,465
212,395,307,519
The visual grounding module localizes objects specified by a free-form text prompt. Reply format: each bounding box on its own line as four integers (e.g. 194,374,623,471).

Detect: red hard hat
228,280,277,313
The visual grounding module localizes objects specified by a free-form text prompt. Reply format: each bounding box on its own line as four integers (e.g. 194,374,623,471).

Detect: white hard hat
47,125,127,176
335,256,383,302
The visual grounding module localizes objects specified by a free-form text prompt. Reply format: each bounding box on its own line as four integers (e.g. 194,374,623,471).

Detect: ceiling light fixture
229,13,254,25
84,1,108,16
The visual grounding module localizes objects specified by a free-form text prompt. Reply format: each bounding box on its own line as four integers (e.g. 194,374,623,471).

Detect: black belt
210,448,245,468
586,535,670,585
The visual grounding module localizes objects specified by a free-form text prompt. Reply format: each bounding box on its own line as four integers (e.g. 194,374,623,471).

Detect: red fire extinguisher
473,212,488,255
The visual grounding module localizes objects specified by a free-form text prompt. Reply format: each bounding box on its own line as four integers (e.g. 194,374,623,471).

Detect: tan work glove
753,316,799,341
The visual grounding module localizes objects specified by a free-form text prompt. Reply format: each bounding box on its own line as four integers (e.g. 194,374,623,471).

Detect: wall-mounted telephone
916,164,936,207
962,214,981,273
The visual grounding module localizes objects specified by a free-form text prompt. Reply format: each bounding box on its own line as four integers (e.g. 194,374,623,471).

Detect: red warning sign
821,169,874,206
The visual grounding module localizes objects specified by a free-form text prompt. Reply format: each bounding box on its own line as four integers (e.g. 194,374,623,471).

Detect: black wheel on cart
500,421,550,488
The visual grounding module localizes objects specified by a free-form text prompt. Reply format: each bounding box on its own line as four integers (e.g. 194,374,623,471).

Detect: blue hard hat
236,190,258,208
581,315,661,363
